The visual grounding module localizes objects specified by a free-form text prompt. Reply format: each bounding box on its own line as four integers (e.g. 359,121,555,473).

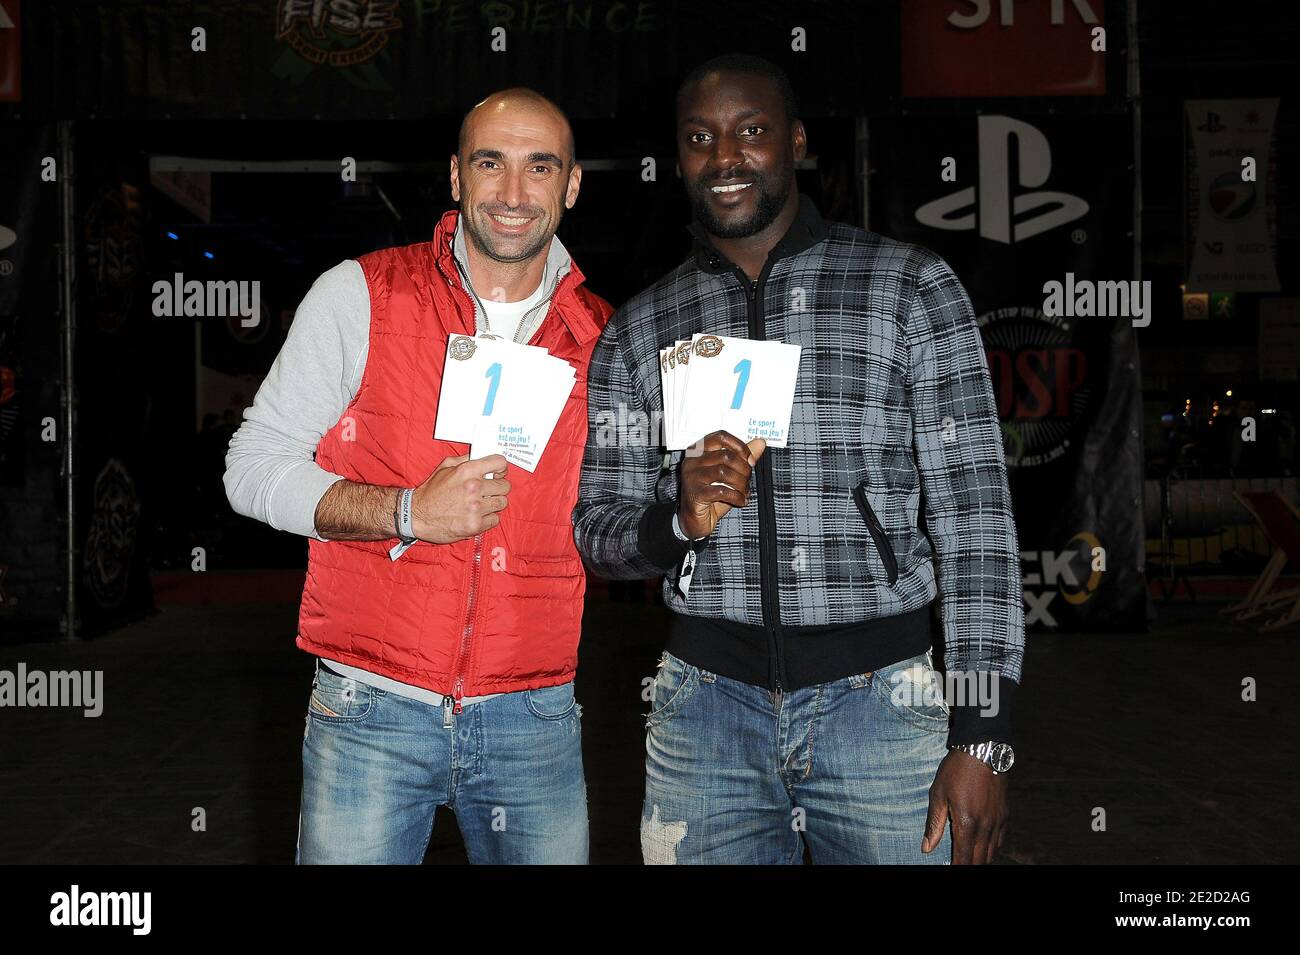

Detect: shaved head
458,88,575,168
450,86,582,266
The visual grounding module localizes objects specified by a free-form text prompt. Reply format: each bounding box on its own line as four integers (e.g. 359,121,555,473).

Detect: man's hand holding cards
659,333,801,451
435,333,576,473
387,334,575,561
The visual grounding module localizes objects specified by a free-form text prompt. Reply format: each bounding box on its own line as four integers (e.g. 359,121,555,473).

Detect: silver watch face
989,743,1015,773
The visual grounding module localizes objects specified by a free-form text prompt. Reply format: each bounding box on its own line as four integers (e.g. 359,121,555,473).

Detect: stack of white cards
659,334,802,450
434,333,577,472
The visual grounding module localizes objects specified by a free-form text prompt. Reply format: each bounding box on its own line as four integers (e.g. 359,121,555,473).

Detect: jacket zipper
739,267,786,692
450,269,487,715
451,532,484,714
442,260,576,714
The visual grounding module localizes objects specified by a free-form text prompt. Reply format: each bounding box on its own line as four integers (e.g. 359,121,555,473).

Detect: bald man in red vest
225,89,611,864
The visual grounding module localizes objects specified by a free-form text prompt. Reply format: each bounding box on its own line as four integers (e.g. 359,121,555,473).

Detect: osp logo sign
915,116,1089,243
977,305,1090,469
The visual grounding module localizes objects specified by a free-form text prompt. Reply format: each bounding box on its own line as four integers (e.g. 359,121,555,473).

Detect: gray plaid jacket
573,196,1024,742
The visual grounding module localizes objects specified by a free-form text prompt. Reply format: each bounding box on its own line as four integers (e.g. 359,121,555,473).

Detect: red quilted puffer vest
296,210,611,705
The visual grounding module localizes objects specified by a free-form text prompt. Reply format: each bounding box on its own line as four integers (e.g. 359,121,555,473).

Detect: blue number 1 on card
483,362,502,415
730,358,751,410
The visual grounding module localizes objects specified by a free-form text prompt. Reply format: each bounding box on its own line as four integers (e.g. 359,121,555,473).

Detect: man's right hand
412,454,511,543
677,431,766,540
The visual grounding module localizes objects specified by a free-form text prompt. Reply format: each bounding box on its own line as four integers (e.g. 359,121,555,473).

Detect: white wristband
396,487,417,541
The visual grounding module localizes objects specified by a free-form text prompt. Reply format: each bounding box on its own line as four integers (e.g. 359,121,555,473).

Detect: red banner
902,0,1107,99
0,0,19,103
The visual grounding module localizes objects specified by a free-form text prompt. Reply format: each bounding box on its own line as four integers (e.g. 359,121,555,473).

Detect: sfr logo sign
947,0,1099,28
902,0,1106,99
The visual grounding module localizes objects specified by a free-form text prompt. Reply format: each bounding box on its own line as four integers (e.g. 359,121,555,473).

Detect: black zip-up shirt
574,195,1024,745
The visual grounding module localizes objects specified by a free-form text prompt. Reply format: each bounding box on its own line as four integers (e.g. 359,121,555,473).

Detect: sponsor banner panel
1185,98,1280,293
878,112,1147,630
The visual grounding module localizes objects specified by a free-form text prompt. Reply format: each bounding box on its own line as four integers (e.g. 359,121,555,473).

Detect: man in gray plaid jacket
574,55,1025,865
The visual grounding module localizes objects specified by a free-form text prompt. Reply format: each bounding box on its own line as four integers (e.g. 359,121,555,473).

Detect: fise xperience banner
878,112,1149,631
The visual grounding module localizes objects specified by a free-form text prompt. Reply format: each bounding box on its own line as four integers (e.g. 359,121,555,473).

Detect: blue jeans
641,649,954,864
296,661,588,864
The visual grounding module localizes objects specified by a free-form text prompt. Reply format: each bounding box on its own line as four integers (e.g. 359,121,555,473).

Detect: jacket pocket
510,553,585,579
852,481,898,586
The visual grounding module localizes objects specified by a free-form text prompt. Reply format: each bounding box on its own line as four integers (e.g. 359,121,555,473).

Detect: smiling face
676,70,805,240
450,94,580,264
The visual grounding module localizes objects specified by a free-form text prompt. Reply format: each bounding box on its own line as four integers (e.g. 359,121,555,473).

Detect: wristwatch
950,740,1015,774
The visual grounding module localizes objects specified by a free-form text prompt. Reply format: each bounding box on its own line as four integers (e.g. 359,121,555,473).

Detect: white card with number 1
680,335,801,448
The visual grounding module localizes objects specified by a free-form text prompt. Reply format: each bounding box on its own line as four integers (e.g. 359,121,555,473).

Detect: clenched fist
677,431,767,540
412,454,511,543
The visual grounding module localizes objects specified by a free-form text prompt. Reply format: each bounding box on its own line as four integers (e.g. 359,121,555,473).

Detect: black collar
688,193,829,275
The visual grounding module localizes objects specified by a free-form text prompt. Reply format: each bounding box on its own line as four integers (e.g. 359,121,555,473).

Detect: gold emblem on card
449,336,477,361
694,335,724,358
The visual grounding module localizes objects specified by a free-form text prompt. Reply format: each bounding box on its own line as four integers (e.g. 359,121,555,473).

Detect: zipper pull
442,694,453,728
452,677,465,715
676,547,697,598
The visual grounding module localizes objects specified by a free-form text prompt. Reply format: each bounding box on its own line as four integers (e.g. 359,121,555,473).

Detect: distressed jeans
641,649,954,864
296,660,589,864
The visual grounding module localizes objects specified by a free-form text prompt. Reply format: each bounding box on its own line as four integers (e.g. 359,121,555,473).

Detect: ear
564,162,583,210
792,120,808,162
449,154,461,202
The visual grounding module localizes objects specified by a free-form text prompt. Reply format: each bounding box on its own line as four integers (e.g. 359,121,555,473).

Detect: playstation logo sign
915,116,1089,244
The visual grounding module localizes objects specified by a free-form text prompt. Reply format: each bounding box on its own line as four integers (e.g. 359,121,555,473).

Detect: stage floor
0,596,1293,864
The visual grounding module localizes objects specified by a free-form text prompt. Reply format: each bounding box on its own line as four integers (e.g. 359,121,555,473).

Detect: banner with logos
876,111,1149,631
5,0,896,120
1185,98,1280,293
0,125,42,488
0,123,59,633
74,162,156,635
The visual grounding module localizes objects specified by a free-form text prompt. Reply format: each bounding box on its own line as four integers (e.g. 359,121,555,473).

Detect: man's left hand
921,748,1009,864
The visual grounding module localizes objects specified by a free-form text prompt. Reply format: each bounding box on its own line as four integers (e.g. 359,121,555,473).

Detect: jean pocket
645,652,702,728
308,664,379,723
525,681,578,720
873,651,950,730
